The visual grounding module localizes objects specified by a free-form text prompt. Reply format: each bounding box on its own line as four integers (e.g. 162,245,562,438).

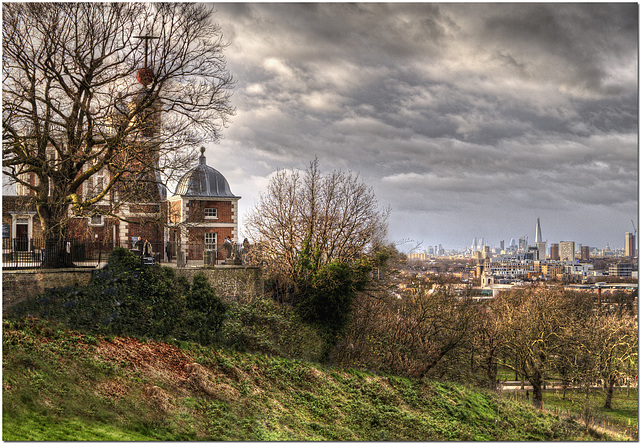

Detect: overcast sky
203,3,637,251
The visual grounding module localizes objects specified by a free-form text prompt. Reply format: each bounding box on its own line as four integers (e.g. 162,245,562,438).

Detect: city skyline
206,3,638,252
451,216,634,253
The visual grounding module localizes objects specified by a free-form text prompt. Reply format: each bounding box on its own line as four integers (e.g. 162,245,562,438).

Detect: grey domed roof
174,148,237,198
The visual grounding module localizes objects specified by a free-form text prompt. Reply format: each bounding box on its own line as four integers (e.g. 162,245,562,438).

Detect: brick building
2,147,239,264
166,147,240,262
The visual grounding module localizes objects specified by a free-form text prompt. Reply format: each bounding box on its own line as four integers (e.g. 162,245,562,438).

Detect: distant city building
535,218,543,244
565,262,594,282
518,236,528,252
559,241,575,262
541,262,564,280
581,246,590,261
485,258,534,279
535,241,547,260
550,243,560,260
609,262,634,278
624,232,636,258
408,252,428,261
500,240,505,251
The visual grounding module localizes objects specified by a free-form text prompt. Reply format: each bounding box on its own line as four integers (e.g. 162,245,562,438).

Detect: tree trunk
485,352,498,390
530,372,544,409
38,202,74,268
604,375,615,409
531,381,543,409
42,238,74,268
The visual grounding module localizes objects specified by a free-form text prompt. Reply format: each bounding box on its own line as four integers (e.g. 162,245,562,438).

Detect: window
204,207,217,219
205,232,217,250
85,163,105,200
16,173,32,196
89,215,103,226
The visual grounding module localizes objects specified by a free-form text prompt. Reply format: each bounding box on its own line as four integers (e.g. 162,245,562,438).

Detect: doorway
15,223,28,251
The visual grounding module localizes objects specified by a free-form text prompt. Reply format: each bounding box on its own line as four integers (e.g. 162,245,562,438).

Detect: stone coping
2,268,96,274
2,265,261,273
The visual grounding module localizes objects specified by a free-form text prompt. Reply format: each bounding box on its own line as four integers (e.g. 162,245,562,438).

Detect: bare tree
335,285,475,379
244,159,389,280
573,311,637,409
492,288,570,408
3,3,234,263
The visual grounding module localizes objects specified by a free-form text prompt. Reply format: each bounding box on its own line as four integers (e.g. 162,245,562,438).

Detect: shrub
221,297,324,361
10,248,225,346
296,257,372,337
178,273,227,345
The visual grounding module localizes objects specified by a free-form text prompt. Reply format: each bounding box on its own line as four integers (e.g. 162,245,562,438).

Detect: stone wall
2,268,94,311
2,265,264,314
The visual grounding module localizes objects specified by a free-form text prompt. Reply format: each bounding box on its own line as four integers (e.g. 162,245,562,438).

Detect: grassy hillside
3,317,620,441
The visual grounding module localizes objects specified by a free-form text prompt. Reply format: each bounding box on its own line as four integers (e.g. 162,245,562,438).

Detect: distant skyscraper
624,232,636,258
535,218,542,243
500,240,505,251
535,241,547,260
581,246,590,260
550,243,560,260
519,236,528,251
559,241,575,262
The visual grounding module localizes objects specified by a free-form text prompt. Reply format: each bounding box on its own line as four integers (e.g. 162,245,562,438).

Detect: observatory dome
174,147,236,198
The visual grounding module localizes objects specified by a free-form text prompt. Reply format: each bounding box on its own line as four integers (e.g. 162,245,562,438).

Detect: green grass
3,317,629,441
545,389,638,427
505,388,638,439
2,415,151,441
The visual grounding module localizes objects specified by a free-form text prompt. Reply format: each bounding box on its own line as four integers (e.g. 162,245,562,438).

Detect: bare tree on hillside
244,159,389,281
3,3,234,265
334,286,475,379
492,288,572,409
573,311,637,409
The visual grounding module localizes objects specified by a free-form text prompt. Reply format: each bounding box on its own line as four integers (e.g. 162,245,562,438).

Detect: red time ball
137,68,154,86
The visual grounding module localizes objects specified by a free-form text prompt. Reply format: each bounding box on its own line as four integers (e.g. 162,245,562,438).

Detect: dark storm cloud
480,3,637,90
210,3,637,250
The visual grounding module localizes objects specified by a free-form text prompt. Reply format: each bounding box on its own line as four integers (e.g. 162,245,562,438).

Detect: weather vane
133,34,159,86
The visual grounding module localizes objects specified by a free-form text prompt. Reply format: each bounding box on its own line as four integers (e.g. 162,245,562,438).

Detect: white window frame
204,232,217,250
204,207,218,219
89,214,104,226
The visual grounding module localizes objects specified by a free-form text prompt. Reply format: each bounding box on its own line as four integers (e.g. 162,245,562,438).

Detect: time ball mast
132,34,161,137
134,34,159,87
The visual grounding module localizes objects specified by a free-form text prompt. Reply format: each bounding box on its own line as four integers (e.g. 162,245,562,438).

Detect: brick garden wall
2,265,264,314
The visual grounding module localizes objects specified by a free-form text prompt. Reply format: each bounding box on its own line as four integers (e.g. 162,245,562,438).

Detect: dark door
15,224,28,251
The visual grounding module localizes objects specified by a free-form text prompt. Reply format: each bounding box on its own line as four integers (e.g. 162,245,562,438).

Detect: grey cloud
479,3,637,94
211,3,637,250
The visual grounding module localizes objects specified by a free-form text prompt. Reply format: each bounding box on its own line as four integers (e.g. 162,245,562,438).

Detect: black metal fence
2,237,248,269
3,238,123,269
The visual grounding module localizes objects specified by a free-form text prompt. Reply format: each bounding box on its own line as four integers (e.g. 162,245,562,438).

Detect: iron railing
2,237,249,269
